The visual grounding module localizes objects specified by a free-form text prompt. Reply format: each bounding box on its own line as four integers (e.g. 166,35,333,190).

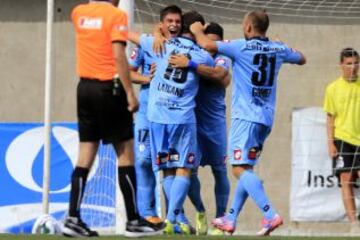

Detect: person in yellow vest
324,47,360,233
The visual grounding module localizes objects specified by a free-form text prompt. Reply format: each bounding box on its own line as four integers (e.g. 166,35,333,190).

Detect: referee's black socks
118,166,139,221
69,167,89,218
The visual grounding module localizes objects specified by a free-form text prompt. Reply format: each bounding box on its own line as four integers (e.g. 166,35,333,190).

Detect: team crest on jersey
130,48,138,60
156,152,168,165
234,149,242,160
248,147,261,160
78,17,103,29
187,153,195,164
222,39,230,43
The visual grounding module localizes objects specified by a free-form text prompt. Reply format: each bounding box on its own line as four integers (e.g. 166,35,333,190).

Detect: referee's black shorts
77,78,133,144
333,139,360,176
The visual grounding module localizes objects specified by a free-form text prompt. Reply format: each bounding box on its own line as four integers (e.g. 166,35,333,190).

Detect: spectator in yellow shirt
323,47,360,232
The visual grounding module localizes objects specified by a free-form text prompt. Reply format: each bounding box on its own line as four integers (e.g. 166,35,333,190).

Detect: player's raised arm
153,23,167,55
190,22,218,54
296,50,306,65
284,47,307,65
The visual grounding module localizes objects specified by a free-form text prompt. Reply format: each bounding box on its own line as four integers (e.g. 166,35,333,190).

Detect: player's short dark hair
247,10,269,34
160,5,182,21
182,11,205,35
340,47,359,63
204,22,224,40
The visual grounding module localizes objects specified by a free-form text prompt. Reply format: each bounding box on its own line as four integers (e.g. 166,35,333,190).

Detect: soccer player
168,22,231,235
128,5,182,225
138,11,215,234
63,0,163,237
190,10,306,235
323,48,360,234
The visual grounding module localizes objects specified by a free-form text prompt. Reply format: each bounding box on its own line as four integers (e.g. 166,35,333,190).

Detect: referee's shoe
62,216,99,237
125,218,166,237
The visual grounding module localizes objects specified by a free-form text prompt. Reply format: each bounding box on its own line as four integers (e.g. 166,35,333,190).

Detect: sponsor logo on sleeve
215,58,226,66
130,48,138,60
116,25,128,32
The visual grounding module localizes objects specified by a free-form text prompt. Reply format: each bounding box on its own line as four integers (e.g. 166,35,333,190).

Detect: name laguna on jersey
157,82,184,97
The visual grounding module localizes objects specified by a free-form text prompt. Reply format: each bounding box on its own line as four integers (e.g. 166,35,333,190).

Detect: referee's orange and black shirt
72,1,128,81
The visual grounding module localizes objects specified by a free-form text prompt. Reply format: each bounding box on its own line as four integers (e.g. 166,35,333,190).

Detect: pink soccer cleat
211,216,235,234
256,214,283,236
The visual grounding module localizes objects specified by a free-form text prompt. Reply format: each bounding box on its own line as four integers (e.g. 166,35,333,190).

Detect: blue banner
0,123,116,233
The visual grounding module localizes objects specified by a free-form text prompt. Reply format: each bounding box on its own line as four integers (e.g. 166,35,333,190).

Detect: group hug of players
64,1,306,238
125,4,306,237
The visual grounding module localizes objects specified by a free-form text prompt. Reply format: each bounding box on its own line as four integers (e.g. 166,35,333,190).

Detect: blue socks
166,176,190,223
226,175,248,223
188,172,206,213
176,209,189,224
135,159,157,217
212,167,230,217
163,175,189,224
162,175,175,210
240,170,276,220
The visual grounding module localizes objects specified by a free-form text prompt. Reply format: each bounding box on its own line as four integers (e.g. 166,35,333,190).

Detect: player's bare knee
231,165,253,178
163,169,176,177
340,172,353,185
176,167,191,177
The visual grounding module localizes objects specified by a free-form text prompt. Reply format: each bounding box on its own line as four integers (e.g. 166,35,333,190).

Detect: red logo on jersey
156,152,168,165
234,149,242,160
248,147,261,160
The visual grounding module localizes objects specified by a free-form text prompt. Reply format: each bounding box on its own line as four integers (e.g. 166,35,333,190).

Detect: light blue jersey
196,54,231,124
196,54,231,167
140,35,215,124
129,35,156,115
128,35,158,218
216,37,302,127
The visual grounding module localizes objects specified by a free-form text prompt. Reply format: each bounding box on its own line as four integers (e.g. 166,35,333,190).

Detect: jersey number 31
251,54,277,87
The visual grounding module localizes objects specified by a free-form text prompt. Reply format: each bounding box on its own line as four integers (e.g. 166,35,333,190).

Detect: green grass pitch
1,235,360,240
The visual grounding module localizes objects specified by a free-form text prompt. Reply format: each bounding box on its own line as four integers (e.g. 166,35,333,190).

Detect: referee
62,0,163,237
